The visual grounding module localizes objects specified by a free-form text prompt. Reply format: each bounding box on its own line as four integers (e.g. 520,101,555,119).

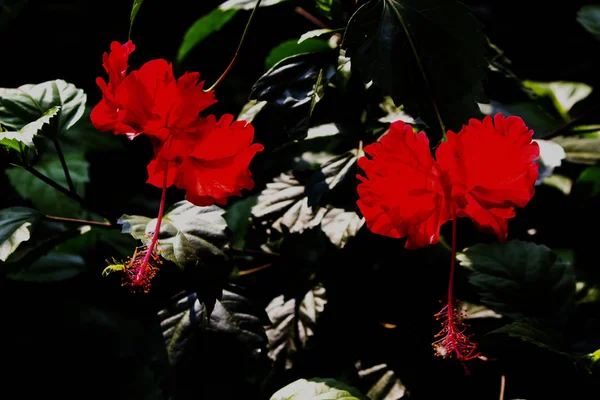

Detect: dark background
1,1,599,399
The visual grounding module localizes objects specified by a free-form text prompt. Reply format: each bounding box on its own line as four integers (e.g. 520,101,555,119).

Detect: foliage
2,0,600,399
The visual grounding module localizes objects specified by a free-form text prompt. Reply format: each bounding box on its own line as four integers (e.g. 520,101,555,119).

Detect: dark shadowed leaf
491,318,575,358
0,206,41,262
265,284,326,368
119,200,229,270
271,378,368,400
6,152,90,218
0,106,59,151
1,220,84,272
252,150,363,247
224,195,258,249
0,79,86,138
265,38,332,70
459,240,576,323
7,252,85,282
158,288,269,398
342,0,487,141
250,51,338,140
577,5,600,41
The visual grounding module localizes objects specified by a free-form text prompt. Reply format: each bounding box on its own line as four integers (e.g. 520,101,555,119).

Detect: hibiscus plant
1,0,599,399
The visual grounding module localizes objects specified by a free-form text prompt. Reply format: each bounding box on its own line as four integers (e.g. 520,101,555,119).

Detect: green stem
44,214,112,227
52,139,77,194
205,0,263,92
11,163,116,224
386,0,446,137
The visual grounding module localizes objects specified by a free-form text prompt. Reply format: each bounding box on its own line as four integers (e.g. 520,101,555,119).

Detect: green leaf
265,284,326,368
129,0,144,39
271,378,368,400
1,220,84,271
219,0,290,10
224,195,258,249
459,240,576,323
490,318,574,358
158,288,269,397
577,5,600,41
177,8,239,63
356,363,407,400
265,38,332,70
315,0,339,21
252,150,363,247
299,28,334,43
237,99,268,123
542,174,572,196
249,51,338,140
0,79,86,138
523,81,593,121
0,206,41,262
0,106,59,150
6,152,90,218
120,201,229,270
552,136,600,165
342,0,487,141
7,252,85,282
571,166,600,204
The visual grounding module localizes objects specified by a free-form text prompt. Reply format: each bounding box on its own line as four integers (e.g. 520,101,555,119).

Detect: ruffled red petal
356,121,450,248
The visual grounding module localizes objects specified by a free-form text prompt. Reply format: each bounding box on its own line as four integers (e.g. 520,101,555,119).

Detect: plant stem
499,375,506,400
386,0,446,138
136,166,169,281
205,0,262,92
295,7,328,29
447,215,458,342
544,105,600,140
52,139,77,194
11,163,116,224
44,214,112,227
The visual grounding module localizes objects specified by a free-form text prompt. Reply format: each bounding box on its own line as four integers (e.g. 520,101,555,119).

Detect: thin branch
205,0,263,92
52,139,77,194
499,375,506,400
44,214,113,227
544,106,600,140
295,7,329,29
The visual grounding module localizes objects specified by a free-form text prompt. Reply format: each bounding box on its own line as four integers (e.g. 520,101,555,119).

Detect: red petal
101,40,136,94
90,98,139,138
436,113,539,238
188,114,255,161
146,157,179,188
356,121,449,248
174,143,263,206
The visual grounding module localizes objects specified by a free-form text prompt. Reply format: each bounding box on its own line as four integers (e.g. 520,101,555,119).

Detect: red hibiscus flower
356,113,539,366
357,114,539,248
146,114,264,206
92,40,263,293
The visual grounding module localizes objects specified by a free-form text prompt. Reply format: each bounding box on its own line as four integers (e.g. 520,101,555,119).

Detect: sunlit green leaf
265,284,326,368
524,81,593,121
0,79,86,138
552,136,600,165
0,106,59,151
271,378,368,400
220,0,290,10
299,28,334,43
119,200,228,270
0,206,41,262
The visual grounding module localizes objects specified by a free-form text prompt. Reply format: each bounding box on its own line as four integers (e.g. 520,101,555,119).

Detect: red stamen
433,212,481,372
